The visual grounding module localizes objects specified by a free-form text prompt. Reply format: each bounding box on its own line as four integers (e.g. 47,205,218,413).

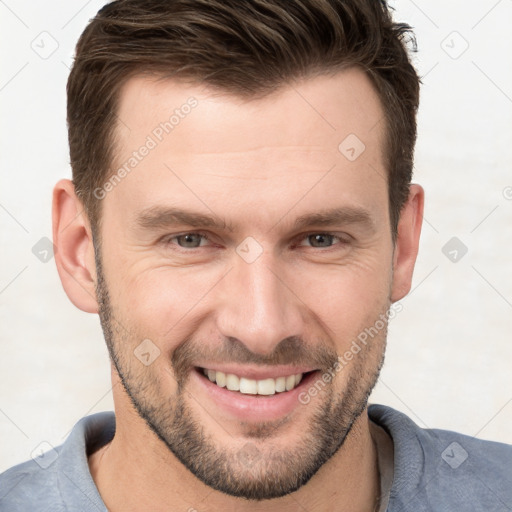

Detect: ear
52,179,98,313
390,184,424,302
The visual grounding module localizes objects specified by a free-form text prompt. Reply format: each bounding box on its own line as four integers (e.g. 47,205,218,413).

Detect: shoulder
0,411,115,512
0,450,66,512
368,403,512,512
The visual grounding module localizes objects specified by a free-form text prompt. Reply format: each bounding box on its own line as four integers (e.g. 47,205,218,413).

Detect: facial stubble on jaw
93,247,387,501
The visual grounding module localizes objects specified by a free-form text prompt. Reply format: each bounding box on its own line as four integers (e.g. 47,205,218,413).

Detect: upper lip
196,364,317,381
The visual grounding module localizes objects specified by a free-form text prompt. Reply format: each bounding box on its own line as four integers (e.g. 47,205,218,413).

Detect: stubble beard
94,248,387,501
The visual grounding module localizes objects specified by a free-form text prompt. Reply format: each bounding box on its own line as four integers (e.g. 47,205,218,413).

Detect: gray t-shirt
1,404,511,511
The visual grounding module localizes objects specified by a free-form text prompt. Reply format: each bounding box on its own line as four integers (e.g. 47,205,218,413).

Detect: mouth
192,366,322,422
195,366,316,396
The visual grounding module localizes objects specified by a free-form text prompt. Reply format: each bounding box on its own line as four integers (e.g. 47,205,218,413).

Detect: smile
199,367,308,395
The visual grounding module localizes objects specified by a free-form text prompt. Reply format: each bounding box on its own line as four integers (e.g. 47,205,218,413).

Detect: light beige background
1,0,511,473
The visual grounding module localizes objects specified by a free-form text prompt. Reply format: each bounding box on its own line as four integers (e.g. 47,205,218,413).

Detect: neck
89,378,379,512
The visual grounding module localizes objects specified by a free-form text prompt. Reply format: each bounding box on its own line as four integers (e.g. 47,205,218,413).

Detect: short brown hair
67,0,419,238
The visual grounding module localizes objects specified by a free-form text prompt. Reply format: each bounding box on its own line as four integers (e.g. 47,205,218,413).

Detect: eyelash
160,231,351,251
162,232,212,248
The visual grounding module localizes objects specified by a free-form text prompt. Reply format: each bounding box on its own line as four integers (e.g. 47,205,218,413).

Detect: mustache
171,335,339,383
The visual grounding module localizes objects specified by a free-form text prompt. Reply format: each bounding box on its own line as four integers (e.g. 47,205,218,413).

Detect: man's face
95,68,395,500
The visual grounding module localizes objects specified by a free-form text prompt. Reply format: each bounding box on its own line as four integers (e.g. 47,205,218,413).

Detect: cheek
118,265,223,340
292,257,392,341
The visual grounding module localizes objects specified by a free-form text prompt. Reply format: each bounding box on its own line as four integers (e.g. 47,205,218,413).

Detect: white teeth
239,377,257,394
225,373,240,391
215,371,226,388
257,378,276,395
202,368,305,395
285,374,296,391
275,376,286,392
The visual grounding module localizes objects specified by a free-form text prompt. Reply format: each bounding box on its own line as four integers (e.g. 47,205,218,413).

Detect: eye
298,233,348,249
164,232,210,249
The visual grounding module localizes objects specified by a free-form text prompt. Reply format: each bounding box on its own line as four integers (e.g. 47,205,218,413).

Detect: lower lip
191,368,320,422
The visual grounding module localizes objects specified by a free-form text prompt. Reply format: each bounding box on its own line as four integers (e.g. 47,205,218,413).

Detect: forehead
105,68,388,232
115,68,385,156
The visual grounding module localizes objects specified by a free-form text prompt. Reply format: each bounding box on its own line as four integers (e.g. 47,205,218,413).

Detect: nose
215,250,304,356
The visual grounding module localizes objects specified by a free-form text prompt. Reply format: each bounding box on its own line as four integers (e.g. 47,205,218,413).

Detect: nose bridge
216,250,302,355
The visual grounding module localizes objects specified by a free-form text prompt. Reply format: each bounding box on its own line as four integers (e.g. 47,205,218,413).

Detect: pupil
310,234,332,247
180,234,201,247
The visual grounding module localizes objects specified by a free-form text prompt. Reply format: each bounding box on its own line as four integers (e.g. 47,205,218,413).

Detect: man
1,0,511,511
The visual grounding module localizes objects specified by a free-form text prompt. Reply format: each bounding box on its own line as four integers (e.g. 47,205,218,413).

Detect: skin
53,68,423,512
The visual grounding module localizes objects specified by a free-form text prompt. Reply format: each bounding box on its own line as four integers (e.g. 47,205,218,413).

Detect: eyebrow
291,207,375,232
136,206,235,232
135,206,375,233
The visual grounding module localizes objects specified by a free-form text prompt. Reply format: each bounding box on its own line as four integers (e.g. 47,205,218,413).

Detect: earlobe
390,184,424,302
52,179,99,313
